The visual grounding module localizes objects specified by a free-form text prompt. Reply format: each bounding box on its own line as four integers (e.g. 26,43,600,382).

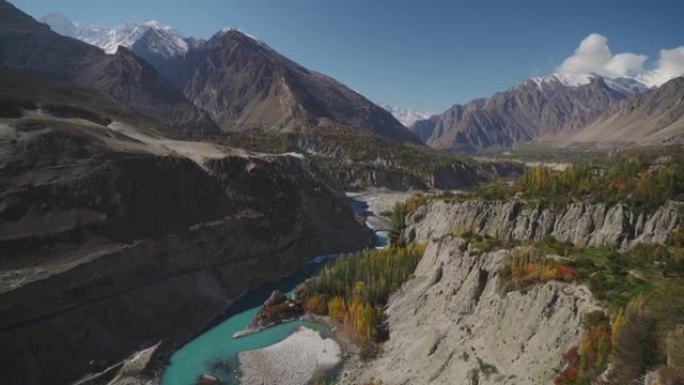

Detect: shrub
501,250,578,291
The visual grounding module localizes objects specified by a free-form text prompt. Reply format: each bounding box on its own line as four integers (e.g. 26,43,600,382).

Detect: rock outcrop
237,290,304,337
341,238,598,385
326,157,522,191
406,200,682,249
340,198,683,384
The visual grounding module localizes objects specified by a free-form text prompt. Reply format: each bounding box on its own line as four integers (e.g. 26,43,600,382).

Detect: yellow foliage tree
328,296,347,323
356,303,378,345
304,294,327,315
353,281,367,301
579,324,611,378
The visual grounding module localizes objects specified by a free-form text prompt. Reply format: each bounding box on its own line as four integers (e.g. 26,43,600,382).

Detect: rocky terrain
0,71,372,385
341,238,598,385
405,199,682,249
239,326,342,385
235,290,304,337
341,197,683,385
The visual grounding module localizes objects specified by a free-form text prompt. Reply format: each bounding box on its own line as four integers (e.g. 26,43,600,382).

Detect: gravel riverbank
238,326,342,385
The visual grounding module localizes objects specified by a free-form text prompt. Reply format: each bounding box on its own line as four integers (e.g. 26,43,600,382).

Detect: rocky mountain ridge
169,29,421,143
411,74,641,153
532,76,684,148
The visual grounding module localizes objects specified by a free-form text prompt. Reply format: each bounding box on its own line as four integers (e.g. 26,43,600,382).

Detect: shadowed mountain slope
0,0,217,135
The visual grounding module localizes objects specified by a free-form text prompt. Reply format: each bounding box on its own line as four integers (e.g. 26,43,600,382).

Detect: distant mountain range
533,76,684,148
378,104,431,126
410,73,683,152
40,14,434,132
21,9,684,152
38,13,195,57
36,13,421,144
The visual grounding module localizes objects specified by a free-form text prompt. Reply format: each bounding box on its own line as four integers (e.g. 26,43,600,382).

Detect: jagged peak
218,27,259,40
212,27,275,51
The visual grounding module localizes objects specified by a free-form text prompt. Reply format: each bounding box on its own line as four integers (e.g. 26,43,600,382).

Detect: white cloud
641,47,684,86
556,33,684,86
557,33,613,75
605,53,647,77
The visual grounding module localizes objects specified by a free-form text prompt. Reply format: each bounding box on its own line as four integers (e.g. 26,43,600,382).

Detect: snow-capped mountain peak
529,73,596,90
379,104,432,127
526,73,650,94
603,77,652,94
98,21,162,54
40,14,188,56
132,26,190,59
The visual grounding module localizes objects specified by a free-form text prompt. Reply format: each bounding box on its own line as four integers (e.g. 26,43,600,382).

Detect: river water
161,196,388,385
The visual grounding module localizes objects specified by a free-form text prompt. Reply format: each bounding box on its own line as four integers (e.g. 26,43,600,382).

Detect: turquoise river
161,197,387,385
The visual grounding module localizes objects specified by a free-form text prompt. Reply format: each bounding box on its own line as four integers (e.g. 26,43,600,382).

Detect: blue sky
11,0,684,112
